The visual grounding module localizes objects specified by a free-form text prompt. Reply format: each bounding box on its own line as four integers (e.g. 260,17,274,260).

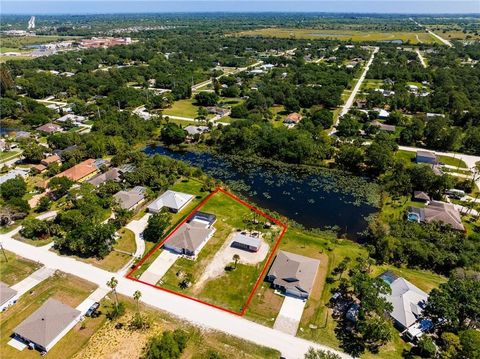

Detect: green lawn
148,190,281,312
0,150,20,163
437,155,468,168
115,228,136,253
0,250,42,286
0,272,100,359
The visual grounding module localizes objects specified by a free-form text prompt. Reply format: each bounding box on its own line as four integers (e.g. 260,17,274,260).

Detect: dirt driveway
193,233,269,292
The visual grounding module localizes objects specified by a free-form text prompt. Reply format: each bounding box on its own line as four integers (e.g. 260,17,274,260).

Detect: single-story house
184,125,209,136
407,84,418,92
54,159,98,183
231,232,261,252
14,131,31,140
371,120,396,132
36,123,62,134
373,108,390,119
113,186,146,210
416,150,437,165
87,167,122,187
41,154,61,167
206,106,230,117
266,250,320,299
413,191,430,203
147,190,194,213
31,164,47,174
379,272,429,336
0,282,18,311
284,112,303,125
408,200,465,231
163,212,216,257
425,113,445,120
0,168,29,185
55,114,86,123
13,298,81,352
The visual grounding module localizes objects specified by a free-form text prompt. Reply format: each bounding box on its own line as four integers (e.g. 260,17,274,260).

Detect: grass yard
0,272,99,359
164,99,200,118
0,250,41,286
395,150,416,163
74,294,279,359
144,190,282,313
0,150,20,163
115,228,136,253
237,28,436,44
437,155,468,168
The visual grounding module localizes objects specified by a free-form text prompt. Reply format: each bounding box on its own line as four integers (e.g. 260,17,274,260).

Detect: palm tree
107,277,119,308
133,290,142,315
233,254,240,269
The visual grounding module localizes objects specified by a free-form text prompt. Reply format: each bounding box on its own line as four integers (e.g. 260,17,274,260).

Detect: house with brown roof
36,123,62,134
267,250,320,299
31,164,47,174
55,159,98,183
283,112,303,125
164,212,216,257
41,154,61,167
13,298,81,352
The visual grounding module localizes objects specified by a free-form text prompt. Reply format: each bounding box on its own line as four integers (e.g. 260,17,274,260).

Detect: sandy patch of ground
193,233,270,292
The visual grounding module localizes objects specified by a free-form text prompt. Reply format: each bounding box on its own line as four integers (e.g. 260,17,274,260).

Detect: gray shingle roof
268,251,320,295
13,298,80,349
0,282,18,307
148,190,194,212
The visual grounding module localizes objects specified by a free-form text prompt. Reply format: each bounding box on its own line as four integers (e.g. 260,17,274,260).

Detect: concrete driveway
11,267,55,296
274,296,307,335
139,250,178,285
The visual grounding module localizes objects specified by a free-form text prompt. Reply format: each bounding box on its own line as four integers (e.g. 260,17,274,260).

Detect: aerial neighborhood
0,6,479,359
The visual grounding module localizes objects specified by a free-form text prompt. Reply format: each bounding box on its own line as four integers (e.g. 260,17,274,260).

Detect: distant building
36,123,62,134
283,112,303,125
113,186,146,210
267,250,320,299
371,120,396,132
416,150,438,165
13,298,81,352
87,167,123,187
184,125,209,136
425,113,446,120
147,190,194,213
408,200,465,231
54,159,98,183
79,37,132,49
41,154,61,167
55,114,86,124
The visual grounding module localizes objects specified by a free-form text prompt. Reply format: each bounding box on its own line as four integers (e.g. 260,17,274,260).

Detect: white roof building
56,114,86,123
147,190,194,213
383,276,429,330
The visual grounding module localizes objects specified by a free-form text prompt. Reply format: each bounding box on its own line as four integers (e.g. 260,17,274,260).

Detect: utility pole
0,242,8,262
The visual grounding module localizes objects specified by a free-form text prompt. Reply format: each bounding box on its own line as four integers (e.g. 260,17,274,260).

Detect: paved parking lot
273,296,306,335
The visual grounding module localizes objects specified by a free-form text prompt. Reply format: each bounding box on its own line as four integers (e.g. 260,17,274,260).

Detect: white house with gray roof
380,273,429,332
267,251,320,299
0,282,18,311
13,298,81,352
147,190,194,213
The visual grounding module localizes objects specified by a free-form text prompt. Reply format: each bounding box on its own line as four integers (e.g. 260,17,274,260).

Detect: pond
145,146,380,239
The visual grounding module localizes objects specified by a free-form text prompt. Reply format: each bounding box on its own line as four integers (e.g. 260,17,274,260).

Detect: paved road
398,145,480,189
0,229,350,359
410,18,453,47
330,46,379,135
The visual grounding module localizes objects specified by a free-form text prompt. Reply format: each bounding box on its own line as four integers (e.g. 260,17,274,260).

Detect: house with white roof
380,271,430,339
147,190,194,213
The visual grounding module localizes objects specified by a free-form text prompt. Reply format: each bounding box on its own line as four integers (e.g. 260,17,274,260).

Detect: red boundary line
126,187,287,317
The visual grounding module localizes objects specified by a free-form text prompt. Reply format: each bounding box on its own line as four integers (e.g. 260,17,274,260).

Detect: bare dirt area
192,233,270,293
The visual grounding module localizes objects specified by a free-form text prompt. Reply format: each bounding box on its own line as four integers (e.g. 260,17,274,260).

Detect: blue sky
2,1,479,15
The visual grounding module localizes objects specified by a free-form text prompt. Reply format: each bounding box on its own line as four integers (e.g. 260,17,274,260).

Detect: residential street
0,229,351,359
330,46,379,135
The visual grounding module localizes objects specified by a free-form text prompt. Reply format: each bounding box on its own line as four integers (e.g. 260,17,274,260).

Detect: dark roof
413,191,430,201
87,168,122,187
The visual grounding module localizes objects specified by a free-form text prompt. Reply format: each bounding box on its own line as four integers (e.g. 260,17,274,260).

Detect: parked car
85,302,100,317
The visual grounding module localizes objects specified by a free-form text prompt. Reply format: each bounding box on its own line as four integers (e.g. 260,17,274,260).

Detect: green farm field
237,28,437,44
